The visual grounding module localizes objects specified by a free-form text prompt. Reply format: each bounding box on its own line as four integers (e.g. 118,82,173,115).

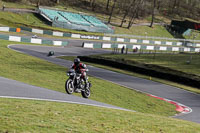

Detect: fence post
126,48,128,54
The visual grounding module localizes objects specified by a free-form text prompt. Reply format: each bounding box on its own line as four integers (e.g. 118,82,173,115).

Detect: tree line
2,0,200,28
87,0,200,28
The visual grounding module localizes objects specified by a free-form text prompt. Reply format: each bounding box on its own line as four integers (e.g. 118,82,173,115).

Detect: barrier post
126,48,128,54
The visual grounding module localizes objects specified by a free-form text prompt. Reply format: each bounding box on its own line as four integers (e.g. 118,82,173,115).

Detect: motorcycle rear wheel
65,79,74,94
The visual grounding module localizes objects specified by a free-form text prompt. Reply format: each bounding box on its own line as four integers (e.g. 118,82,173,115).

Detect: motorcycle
65,69,92,98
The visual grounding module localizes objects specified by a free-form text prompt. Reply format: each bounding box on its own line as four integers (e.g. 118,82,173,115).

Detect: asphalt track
2,43,200,124
0,76,131,112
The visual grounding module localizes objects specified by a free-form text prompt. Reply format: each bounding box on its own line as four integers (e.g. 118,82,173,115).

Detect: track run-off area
1,42,197,124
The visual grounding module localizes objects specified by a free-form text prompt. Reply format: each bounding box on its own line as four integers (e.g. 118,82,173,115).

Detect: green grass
0,2,175,38
2,0,200,42
1,2,193,41
114,25,174,37
183,29,200,40
0,1,36,9
0,11,103,36
0,12,47,27
0,39,178,116
59,55,200,94
1,98,200,133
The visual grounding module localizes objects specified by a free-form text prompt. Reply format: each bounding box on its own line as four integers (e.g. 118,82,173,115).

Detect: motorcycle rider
71,58,89,90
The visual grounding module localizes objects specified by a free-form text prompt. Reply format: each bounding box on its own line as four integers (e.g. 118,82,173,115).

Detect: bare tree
90,0,96,11
106,0,111,10
108,0,117,24
150,0,156,27
120,0,136,27
127,0,144,29
90,0,93,6
157,0,161,10
37,0,40,7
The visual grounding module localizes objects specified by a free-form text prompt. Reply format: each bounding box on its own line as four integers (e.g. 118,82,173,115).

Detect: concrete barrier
53,31,63,37
71,34,81,38
118,44,126,48
103,37,111,41
143,40,150,44
0,27,9,32
172,47,179,51
146,46,154,50
166,42,173,45
53,41,62,46
3,26,200,48
155,41,161,45
9,36,21,42
82,42,200,53
83,43,94,48
102,43,112,48
32,28,44,34
117,38,124,42
31,38,42,44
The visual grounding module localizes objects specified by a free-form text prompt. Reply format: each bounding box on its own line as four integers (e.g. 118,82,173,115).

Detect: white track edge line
0,96,135,112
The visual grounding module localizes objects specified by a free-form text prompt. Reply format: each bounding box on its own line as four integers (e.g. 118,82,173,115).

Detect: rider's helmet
74,58,80,65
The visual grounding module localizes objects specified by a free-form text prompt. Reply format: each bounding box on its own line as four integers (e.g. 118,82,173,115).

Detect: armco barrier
0,34,68,46
2,26,200,47
82,42,200,52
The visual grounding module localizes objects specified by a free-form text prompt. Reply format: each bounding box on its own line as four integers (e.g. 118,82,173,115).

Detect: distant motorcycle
32,35,38,38
65,69,92,98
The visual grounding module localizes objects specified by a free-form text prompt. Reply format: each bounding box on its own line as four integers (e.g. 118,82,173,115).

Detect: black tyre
81,88,91,98
65,79,74,94
81,83,91,98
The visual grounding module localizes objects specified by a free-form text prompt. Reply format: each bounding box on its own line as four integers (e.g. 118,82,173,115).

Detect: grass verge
0,39,177,116
0,11,103,36
89,53,200,76
0,98,200,133
59,55,200,94
0,3,174,38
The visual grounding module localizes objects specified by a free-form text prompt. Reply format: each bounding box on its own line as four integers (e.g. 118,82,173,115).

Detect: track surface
0,76,130,112
3,43,200,123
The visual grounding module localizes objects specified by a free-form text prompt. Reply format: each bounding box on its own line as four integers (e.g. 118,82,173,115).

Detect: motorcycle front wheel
65,79,74,94
81,83,91,98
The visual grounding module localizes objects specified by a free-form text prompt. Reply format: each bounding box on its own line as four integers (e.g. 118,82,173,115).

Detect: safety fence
82,42,200,53
0,33,68,46
1,26,200,48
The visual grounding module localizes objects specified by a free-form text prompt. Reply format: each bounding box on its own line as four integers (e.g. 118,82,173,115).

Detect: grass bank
0,2,174,38
90,53,200,76
0,98,200,133
0,40,177,116
1,1,200,40
59,54,200,94
0,10,103,36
